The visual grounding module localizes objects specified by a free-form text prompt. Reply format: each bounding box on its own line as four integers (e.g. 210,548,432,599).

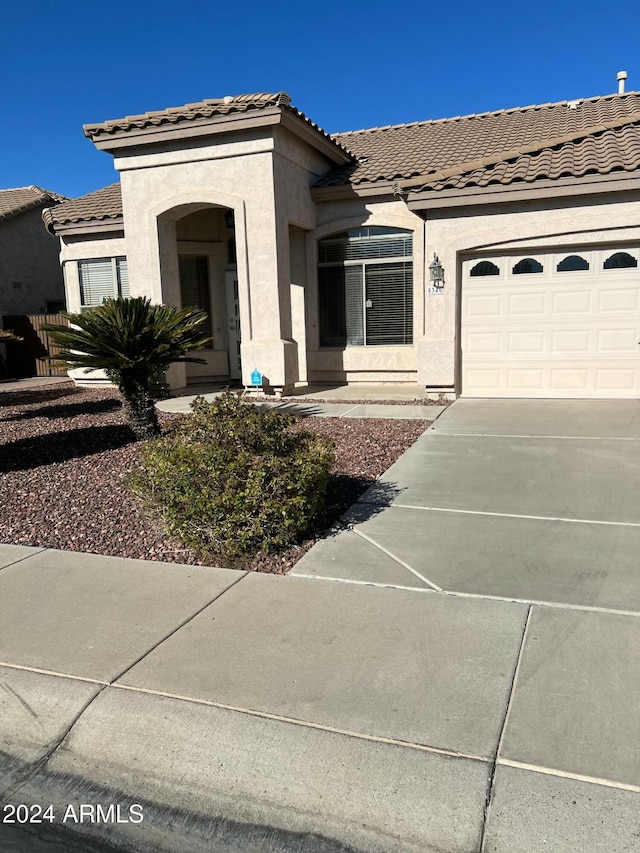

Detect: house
1,186,67,316
0,186,68,377
43,84,640,398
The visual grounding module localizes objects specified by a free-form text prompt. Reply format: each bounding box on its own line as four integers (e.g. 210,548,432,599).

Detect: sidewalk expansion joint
292,574,441,595
0,662,109,685
351,527,442,590
479,604,532,853
0,548,47,573
110,681,490,765
0,687,101,805
497,759,640,794
108,570,249,686
338,404,362,417
429,431,640,441
374,503,640,529
290,572,640,618
443,589,640,618
0,572,248,806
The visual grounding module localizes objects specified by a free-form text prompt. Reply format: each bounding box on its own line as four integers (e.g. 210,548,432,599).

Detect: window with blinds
78,257,129,309
318,228,413,347
178,256,212,339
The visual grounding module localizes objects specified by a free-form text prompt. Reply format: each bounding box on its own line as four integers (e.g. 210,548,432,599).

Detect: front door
225,270,241,380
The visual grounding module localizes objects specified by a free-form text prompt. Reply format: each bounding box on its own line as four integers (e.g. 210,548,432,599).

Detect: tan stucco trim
310,210,423,242
145,189,252,340
429,223,640,273
49,219,124,237
90,107,351,166
311,183,400,201
458,230,640,256
278,111,352,164
90,109,282,150
408,171,640,209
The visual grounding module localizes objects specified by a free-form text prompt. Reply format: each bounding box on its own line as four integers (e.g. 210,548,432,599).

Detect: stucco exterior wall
0,207,65,316
109,122,344,392
115,133,297,389
420,191,640,389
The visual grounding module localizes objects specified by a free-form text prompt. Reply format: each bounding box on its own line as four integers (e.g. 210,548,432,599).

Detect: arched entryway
156,203,241,386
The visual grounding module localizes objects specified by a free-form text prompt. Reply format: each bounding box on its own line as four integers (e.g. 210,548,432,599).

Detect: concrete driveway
2,400,639,852
293,398,640,850
294,399,640,609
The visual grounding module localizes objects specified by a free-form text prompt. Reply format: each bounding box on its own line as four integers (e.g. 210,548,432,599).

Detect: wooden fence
2,314,69,378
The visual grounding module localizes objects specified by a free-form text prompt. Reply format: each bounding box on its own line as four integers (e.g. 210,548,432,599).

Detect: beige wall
116,134,298,390
109,123,343,392
0,207,65,316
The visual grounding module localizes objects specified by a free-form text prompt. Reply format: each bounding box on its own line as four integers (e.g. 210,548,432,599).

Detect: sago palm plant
44,297,211,440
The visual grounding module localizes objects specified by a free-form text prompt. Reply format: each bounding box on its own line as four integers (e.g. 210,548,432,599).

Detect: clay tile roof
83,91,352,157
43,183,122,231
83,92,291,137
314,91,640,189
0,186,67,222
413,120,640,193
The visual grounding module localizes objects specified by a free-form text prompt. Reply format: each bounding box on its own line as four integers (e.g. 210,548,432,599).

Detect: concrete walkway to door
292,398,640,849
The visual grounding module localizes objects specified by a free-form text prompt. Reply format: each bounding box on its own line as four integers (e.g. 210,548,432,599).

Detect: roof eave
1,198,56,224
407,170,640,210
279,110,352,165
47,217,125,237
311,181,401,201
85,107,352,164
85,107,284,151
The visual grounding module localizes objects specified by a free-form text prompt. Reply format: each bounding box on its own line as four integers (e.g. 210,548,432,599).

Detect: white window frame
78,257,129,311
318,228,414,348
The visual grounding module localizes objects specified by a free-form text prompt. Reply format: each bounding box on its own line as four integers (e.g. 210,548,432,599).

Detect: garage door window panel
603,252,638,270
557,255,589,272
512,258,543,274
470,260,500,277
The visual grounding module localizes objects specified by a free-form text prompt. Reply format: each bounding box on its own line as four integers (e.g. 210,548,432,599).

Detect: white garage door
461,247,640,398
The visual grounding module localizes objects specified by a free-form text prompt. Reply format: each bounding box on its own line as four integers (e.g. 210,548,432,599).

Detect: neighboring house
1,186,67,316
44,86,640,398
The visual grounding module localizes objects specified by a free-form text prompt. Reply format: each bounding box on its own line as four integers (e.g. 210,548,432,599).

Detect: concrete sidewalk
157,394,446,421
1,399,639,851
0,547,505,853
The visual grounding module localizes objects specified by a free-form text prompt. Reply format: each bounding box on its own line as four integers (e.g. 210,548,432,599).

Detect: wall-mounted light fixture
428,253,445,291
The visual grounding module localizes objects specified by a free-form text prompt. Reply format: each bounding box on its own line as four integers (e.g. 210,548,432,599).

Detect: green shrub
129,391,334,563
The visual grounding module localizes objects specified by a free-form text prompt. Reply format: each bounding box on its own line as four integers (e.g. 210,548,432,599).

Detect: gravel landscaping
0,382,430,573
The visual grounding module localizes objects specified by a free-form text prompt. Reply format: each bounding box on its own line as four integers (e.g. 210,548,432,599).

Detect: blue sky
2,0,639,199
